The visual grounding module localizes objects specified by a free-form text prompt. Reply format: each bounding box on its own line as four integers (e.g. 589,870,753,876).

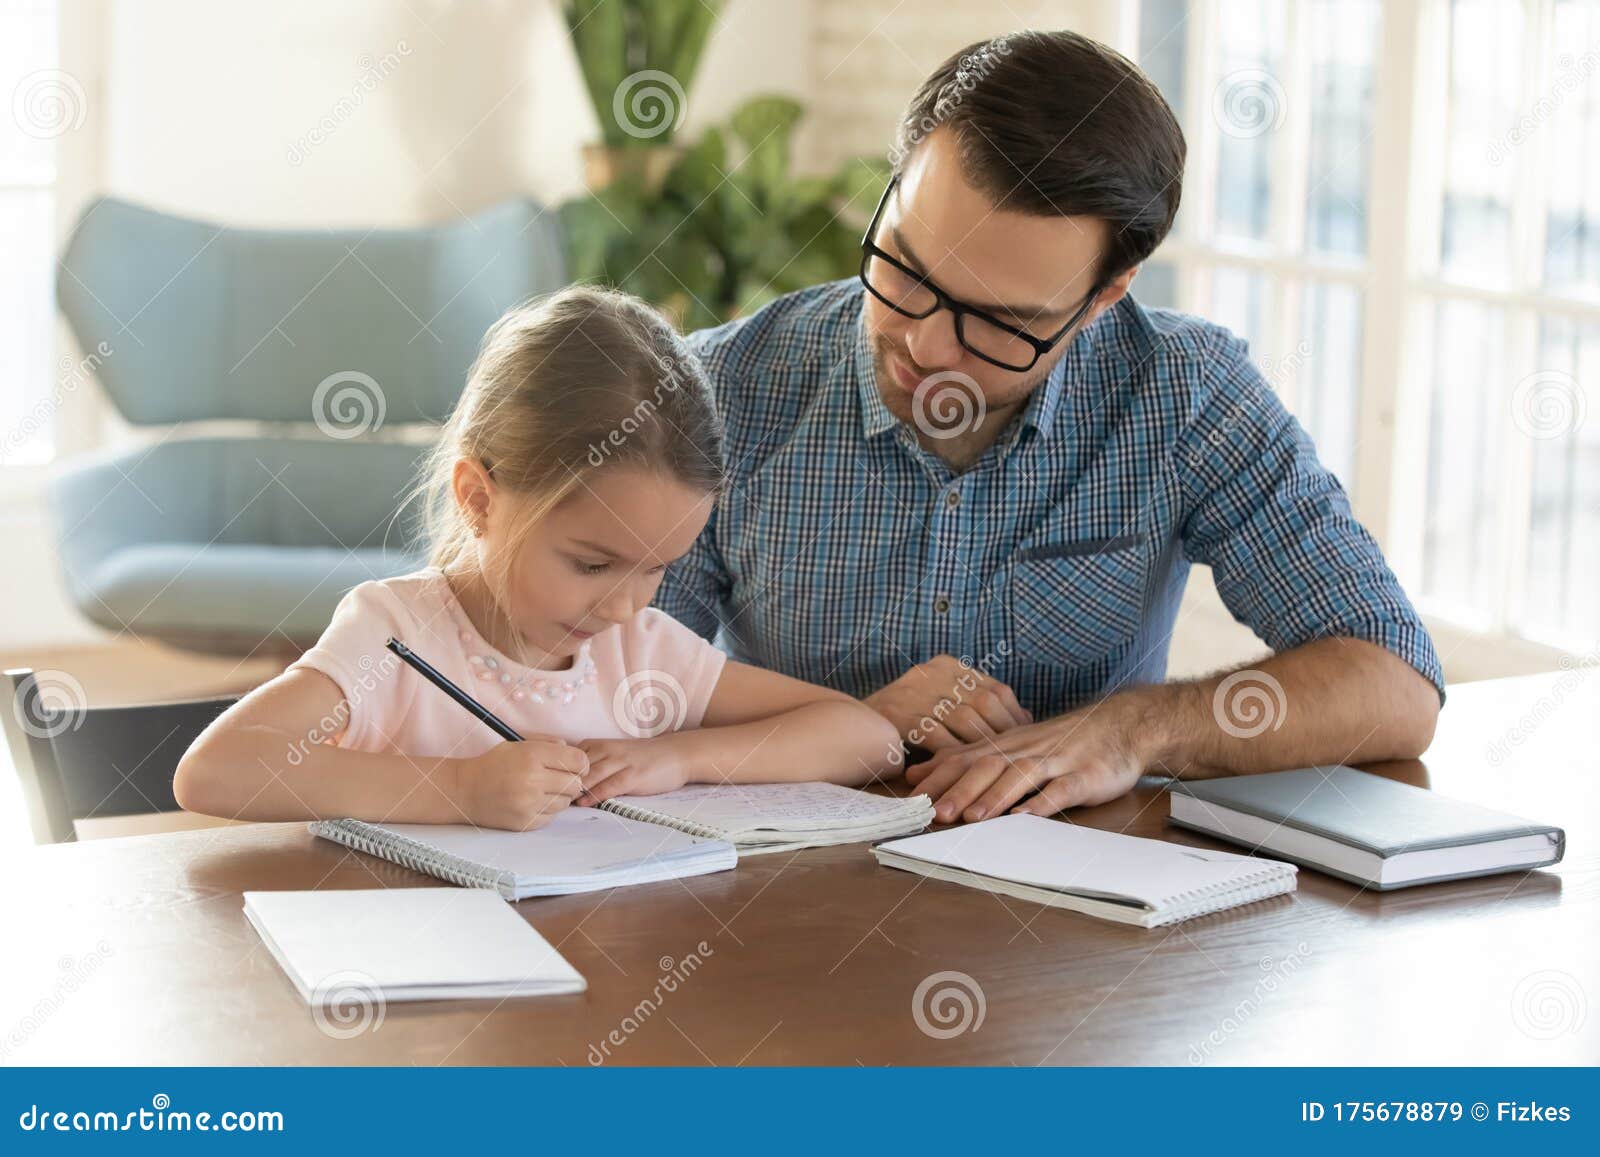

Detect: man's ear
1089,264,1139,320
451,456,495,536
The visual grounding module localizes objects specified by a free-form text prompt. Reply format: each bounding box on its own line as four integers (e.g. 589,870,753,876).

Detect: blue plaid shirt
654,279,1444,716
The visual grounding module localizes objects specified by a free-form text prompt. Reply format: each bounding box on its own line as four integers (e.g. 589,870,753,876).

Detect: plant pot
583,143,682,192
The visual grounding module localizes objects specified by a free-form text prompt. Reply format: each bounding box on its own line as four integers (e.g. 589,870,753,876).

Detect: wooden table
3,672,1595,1066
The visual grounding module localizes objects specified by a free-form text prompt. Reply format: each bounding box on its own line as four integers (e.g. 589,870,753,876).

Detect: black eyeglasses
859,175,1104,373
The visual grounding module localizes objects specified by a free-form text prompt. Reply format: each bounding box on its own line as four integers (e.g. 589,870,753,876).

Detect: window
1135,0,1599,653
1409,0,1600,648
1135,0,1379,500
1,0,67,467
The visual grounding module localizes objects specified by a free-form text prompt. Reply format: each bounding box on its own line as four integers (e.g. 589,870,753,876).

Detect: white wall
808,0,1124,169
4,0,811,654
99,0,811,225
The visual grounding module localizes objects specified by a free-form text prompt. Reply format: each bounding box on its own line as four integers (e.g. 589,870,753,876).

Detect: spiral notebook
312,783,931,899
311,807,737,900
872,813,1297,927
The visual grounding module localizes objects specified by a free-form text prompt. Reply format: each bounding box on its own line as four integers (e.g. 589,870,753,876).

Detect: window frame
1127,0,1586,660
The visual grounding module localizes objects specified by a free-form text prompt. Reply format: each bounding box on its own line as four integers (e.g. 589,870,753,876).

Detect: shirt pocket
1009,538,1148,668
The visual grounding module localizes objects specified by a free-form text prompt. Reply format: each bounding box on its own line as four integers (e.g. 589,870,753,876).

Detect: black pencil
385,637,524,742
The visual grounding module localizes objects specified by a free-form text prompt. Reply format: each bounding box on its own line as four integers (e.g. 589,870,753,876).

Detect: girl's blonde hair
414,285,724,578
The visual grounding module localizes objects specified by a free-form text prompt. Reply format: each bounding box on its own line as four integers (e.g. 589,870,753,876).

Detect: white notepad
311,807,737,900
243,888,586,1003
872,813,1298,927
603,782,934,854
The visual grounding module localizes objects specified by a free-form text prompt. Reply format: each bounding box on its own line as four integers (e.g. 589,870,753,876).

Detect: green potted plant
560,94,890,330
564,0,721,189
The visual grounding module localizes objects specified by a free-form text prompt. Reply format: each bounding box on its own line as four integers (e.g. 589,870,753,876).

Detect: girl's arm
174,669,585,829
578,661,904,802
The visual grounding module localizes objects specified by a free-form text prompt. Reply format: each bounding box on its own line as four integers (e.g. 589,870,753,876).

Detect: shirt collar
1018,347,1070,441
1021,309,1108,444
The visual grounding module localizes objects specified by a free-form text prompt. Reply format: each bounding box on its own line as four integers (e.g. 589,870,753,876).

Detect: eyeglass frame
858,174,1107,373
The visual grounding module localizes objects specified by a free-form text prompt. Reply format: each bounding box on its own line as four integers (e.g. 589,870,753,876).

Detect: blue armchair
53,196,566,655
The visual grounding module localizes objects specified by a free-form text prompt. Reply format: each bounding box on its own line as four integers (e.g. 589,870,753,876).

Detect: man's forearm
1119,637,1441,778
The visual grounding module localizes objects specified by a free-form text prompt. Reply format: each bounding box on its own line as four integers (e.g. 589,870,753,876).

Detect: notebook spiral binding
310,819,520,900
597,800,725,842
1152,867,1296,926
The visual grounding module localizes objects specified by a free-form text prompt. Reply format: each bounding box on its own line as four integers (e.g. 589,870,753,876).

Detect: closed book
1168,766,1565,890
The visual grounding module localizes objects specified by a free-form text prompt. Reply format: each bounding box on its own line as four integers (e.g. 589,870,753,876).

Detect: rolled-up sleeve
1177,329,1445,702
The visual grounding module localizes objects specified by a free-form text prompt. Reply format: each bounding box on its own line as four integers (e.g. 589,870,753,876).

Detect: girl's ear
451,457,495,536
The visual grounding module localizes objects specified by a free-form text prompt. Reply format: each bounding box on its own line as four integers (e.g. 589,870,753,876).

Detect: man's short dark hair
894,30,1185,287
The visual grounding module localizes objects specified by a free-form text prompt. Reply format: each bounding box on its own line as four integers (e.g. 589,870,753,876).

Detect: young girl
175,287,901,831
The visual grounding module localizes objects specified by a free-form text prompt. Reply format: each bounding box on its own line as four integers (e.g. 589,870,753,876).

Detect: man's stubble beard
869,330,1059,433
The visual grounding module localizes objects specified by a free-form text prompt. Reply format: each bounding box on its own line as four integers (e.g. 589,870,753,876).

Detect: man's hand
865,654,1032,751
906,691,1164,823
903,640,1441,824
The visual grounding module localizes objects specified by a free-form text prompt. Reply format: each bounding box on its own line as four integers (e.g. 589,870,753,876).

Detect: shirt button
934,596,951,615
944,490,961,508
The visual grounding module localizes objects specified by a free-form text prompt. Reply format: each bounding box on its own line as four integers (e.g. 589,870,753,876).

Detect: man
655,29,1443,824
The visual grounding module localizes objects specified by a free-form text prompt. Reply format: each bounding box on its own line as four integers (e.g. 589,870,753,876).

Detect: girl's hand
452,737,588,830
576,736,692,804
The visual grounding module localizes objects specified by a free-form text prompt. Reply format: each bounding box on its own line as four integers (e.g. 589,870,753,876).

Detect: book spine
596,800,727,842
309,819,519,900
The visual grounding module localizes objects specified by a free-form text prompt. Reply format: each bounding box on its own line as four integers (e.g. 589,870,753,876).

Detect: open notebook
244,888,586,1003
312,783,932,899
311,807,735,900
872,813,1298,927
601,782,934,854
